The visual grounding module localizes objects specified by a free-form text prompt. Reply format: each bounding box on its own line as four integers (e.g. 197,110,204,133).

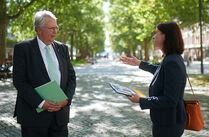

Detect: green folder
35,80,68,113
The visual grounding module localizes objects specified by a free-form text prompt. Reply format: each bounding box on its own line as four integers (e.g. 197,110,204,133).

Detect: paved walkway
0,58,208,137
186,61,209,74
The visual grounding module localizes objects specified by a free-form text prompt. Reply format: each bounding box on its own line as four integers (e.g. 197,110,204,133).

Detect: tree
8,0,106,60
108,0,209,61
157,0,209,28
0,0,36,65
108,0,169,60
108,0,140,57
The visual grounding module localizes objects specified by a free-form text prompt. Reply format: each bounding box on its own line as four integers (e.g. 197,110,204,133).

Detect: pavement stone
0,58,208,137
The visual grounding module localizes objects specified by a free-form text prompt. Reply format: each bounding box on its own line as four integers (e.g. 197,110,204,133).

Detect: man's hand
42,100,68,112
57,100,68,108
42,100,61,112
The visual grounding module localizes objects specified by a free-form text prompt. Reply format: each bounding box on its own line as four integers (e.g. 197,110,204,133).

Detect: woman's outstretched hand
120,55,141,66
127,93,140,103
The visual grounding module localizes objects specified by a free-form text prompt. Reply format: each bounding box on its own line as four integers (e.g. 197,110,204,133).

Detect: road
0,58,208,137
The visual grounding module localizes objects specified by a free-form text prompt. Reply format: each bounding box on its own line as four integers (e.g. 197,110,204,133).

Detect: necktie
45,46,59,85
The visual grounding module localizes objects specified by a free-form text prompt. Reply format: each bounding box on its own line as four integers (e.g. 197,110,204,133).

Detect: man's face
37,17,58,45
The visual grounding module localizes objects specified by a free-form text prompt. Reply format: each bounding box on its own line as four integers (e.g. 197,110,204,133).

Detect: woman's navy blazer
139,54,187,126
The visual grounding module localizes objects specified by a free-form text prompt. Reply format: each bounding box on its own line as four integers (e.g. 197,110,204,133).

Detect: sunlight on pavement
0,59,208,137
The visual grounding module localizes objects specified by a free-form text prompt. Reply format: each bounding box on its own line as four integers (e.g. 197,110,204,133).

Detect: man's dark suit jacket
13,37,76,127
139,54,187,126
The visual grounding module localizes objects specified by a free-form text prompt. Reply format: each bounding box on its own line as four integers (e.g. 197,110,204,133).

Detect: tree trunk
70,33,74,60
144,38,149,61
125,48,131,57
84,39,90,57
139,49,143,60
0,0,9,65
77,47,86,60
132,47,136,56
0,0,36,65
77,38,90,60
0,20,7,65
62,31,67,44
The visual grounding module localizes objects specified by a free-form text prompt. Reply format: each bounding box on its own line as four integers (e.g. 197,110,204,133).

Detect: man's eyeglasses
45,27,59,31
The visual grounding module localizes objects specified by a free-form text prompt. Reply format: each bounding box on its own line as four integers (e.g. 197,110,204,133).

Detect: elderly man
13,10,76,137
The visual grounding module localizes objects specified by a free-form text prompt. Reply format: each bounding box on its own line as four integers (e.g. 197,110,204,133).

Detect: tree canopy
8,0,105,60
0,0,209,64
107,0,209,60
0,0,105,65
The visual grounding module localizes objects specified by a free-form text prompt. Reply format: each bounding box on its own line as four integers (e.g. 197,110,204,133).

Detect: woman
121,22,187,137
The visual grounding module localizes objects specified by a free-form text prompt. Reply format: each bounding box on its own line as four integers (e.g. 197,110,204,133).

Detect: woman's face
153,28,165,51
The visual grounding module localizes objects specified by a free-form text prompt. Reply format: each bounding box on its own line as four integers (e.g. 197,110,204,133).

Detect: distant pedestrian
121,22,187,137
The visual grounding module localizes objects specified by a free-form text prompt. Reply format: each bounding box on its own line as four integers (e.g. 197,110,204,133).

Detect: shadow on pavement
69,74,152,136
0,120,21,137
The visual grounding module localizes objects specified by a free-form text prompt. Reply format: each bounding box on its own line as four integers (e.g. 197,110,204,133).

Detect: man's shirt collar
37,36,52,50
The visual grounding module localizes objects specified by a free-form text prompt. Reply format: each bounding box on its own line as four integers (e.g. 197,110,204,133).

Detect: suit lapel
150,63,162,86
31,37,50,80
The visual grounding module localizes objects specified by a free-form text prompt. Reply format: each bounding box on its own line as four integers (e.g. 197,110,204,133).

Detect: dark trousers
21,116,68,137
152,122,186,137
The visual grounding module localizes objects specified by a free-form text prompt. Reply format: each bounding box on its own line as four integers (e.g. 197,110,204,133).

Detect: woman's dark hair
157,22,184,55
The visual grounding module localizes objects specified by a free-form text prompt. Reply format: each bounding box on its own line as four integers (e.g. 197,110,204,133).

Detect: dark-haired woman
121,22,187,137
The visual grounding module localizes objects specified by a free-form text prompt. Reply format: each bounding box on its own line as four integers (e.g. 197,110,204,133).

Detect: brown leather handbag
184,75,205,131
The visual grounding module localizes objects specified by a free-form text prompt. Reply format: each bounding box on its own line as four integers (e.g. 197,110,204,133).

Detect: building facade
182,24,209,61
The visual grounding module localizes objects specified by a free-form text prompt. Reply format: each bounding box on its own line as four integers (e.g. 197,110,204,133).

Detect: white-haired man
13,10,76,137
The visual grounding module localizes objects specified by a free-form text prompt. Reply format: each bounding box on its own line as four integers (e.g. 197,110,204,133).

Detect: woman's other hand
120,55,141,66
127,93,140,103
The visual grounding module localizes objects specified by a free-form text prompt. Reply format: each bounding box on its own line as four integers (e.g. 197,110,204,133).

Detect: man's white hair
34,10,57,31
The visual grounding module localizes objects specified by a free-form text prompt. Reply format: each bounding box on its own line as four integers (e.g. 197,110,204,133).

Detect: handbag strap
186,73,197,101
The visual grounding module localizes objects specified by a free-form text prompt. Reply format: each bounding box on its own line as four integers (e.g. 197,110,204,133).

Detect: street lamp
199,0,204,74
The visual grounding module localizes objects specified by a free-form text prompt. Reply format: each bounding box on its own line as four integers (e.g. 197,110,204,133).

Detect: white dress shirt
37,36,61,108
